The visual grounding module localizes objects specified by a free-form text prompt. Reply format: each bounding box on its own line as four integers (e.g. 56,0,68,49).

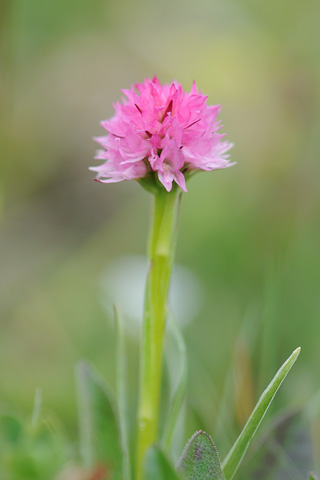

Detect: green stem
136,187,181,479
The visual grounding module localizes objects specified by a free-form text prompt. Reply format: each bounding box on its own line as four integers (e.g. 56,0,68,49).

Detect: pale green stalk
114,306,131,480
136,187,181,480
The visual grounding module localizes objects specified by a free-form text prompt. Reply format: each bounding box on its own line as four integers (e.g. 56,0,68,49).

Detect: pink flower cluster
91,77,233,192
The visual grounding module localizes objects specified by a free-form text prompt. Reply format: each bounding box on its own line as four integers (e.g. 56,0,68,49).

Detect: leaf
76,362,123,479
114,306,131,480
162,311,187,450
222,347,301,480
0,414,23,444
310,473,319,480
235,410,313,480
0,411,67,479
178,430,226,479
144,446,182,480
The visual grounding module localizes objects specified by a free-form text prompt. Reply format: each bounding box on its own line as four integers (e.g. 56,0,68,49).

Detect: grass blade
235,410,313,480
31,387,42,430
310,473,319,480
222,347,301,480
162,311,187,450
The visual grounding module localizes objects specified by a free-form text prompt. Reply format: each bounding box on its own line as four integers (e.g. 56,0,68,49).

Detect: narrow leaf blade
222,347,301,480
162,311,187,450
76,362,123,479
144,446,182,480
310,473,320,480
178,430,225,480
236,410,313,480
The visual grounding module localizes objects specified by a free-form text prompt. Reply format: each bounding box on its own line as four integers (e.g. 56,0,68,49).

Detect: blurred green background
1,0,320,476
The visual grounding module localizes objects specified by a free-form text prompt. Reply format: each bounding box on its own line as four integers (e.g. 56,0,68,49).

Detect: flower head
91,77,234,192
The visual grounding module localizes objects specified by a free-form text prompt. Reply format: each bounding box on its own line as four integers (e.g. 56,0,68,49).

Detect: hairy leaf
178,430,225,479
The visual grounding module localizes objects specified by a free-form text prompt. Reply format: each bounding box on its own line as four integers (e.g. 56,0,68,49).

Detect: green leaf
235,410,313,480
114,306,131,480
222,347,301,480
76,362,123,479
162,311,187,450
144,446,182,480
0,414,23,445
310,473,319,480
0,411,67,479
178,430,226,479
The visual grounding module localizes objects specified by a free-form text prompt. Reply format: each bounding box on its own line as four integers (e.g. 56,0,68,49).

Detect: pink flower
90,77,234,192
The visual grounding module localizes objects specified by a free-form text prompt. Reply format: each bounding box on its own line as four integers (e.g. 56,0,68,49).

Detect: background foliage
1,0,320,476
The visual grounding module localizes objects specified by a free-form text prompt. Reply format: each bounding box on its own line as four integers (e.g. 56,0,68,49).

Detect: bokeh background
1,0,320,476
